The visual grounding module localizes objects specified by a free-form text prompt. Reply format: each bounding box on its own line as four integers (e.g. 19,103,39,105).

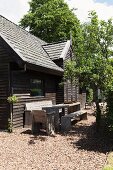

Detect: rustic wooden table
42,104,69,131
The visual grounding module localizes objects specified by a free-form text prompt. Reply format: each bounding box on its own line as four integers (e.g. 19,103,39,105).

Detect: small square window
30,79,44,96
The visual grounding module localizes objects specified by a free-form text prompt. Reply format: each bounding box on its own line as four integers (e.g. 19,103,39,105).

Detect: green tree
20,0,80,43
65,11,113,129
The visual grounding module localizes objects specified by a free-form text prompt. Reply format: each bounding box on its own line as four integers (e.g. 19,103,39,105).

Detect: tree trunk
71,78,73,102
93,87,101,131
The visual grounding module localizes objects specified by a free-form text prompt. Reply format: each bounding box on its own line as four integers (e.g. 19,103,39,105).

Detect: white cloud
0,0,113,24
65,0,113,22
0,0,29,24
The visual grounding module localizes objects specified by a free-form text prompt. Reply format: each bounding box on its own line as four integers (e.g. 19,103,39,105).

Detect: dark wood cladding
0,38,78,129
64,81,78,103
11,71,29,94
13,98,32,128
53,47,78,104
0,46,10,129
56,78,64,104
0,44,63,129
53,48,78,104
11,70,60,128
11,70,29,128
45,93,56,105
12,96,52,128
64,48,78,103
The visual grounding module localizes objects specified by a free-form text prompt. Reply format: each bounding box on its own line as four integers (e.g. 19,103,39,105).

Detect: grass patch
103,153,113,170
103,165,113,170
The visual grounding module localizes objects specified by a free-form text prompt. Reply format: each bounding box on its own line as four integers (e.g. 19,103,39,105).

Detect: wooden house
0,15,79,129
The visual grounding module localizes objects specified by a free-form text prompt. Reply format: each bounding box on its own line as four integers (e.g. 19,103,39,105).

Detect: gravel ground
0,112,111,170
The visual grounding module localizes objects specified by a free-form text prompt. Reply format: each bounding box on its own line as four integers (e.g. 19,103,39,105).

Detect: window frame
30,79,45,97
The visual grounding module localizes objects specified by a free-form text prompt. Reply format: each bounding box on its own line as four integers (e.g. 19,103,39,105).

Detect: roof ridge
0,15,46,44
42,40,68,46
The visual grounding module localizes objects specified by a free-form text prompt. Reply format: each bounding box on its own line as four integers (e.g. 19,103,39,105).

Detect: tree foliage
20,1,113,129
106,90,113,133
20,0,80,43
79,11,113,90
64,11,113,128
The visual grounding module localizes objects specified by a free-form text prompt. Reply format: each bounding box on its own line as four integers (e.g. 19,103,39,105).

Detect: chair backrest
25,100,53,111
32,110,47,124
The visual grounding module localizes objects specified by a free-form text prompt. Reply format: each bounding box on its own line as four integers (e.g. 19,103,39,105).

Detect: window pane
30,79,44,96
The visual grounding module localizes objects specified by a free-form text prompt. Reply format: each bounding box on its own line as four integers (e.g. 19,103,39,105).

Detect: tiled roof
43,41,67,60
0,15,64,73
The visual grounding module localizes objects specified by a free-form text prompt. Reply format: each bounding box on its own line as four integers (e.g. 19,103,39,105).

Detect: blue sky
0,0,113,24
95,0,113,5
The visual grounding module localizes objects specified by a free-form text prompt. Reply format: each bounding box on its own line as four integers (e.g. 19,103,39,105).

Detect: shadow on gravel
28,136,47,144
65,117,113,154
21,129,56,145
21,129,32,135
21,129,49,136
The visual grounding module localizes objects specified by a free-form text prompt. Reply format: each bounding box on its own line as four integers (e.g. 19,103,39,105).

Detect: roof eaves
26,62,64,76
0,33,63,73
26,59,64,72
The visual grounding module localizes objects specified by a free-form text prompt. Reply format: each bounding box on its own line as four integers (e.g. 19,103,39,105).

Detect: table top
42,104,69,110
42,102,80,110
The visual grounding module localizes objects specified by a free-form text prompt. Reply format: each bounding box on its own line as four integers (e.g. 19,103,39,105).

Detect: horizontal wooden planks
0,99,10,129
56,81,64,104
12,97,49,128
0,45,10,129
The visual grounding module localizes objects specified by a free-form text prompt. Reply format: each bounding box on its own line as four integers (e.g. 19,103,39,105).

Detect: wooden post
46,112,55,135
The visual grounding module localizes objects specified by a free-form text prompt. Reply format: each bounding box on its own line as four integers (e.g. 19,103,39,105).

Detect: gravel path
0,113,111,170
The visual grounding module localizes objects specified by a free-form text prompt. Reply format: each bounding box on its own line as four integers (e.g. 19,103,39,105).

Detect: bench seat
24,100,55,135
61,110,87,132
24,100,53,128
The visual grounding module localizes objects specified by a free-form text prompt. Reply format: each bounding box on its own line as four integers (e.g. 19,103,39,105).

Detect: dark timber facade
0,15,78,129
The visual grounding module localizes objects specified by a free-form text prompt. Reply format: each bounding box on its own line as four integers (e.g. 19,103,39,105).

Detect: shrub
106,90,113,133
7,95,18,103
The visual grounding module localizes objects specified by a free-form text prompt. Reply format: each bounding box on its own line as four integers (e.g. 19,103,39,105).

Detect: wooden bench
24,100,55,135
61,110,87,132
31,110,55,135
25,100,52,127
25,100,52,111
